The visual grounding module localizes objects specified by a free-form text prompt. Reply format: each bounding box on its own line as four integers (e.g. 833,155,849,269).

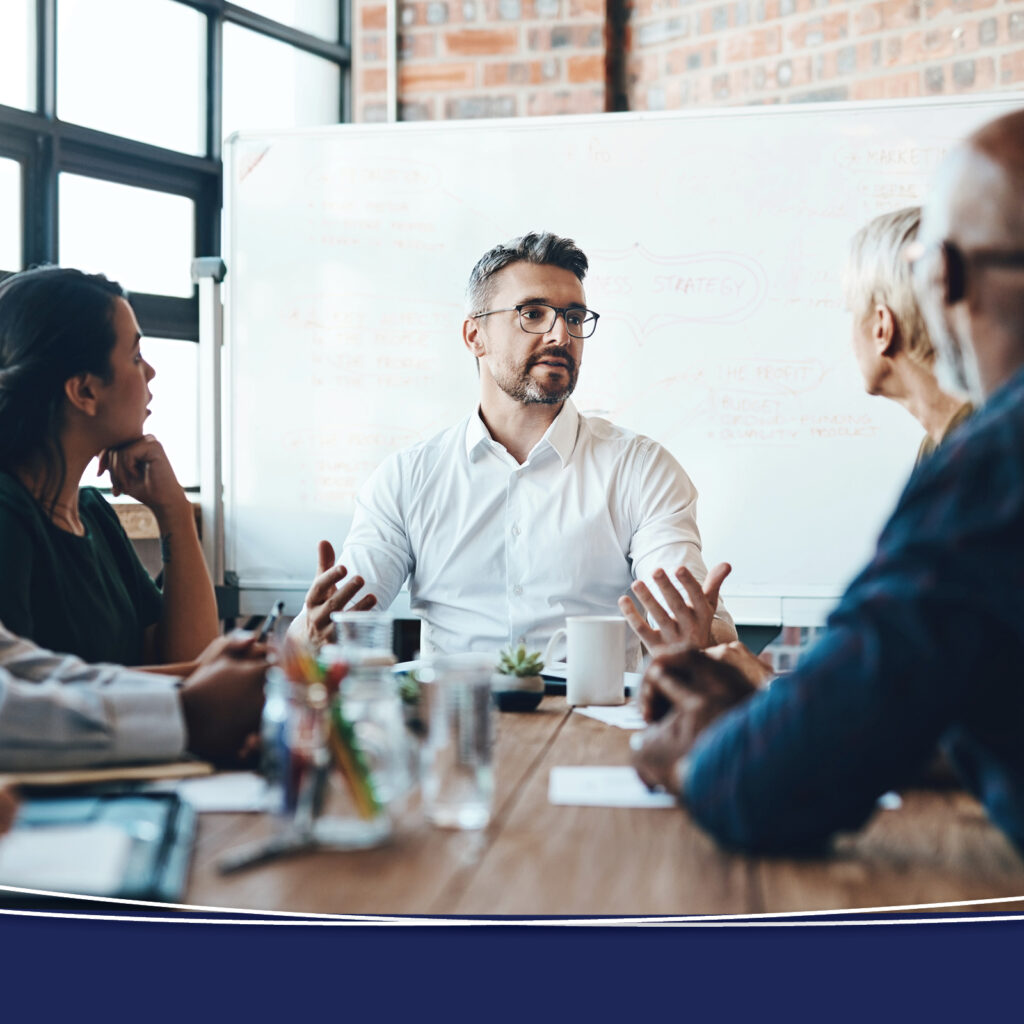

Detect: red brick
854,3,884,35
361,32,386,63
892,28,957,65
361,68,387,93
963,56,996,90
921,0,997,19
569,0,604,16
399,62,477,92
399,32,438,59
877,0,925,31
444,28,519,56
568,53,604,83
360,3,388,30
526,86,604,116
851,69,922,99
787,11,850,48
1001,49,1024,85
482,59,551,86
724,26,783,62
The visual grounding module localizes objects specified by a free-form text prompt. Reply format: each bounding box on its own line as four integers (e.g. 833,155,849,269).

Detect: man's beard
492,347,579,405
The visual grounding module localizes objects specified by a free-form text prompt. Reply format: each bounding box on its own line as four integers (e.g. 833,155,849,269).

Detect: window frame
0,0,351,346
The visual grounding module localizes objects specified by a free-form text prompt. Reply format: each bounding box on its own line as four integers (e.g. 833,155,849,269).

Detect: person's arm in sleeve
0,669,186,771
680,584,991,853
0,622,268,771
290,454,414,647
626,440,736,646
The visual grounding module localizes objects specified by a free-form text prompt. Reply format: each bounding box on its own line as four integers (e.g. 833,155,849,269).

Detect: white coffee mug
544,616,627,706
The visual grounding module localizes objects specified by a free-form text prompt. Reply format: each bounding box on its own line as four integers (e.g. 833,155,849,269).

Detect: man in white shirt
292,232,736,667
0,620,266,771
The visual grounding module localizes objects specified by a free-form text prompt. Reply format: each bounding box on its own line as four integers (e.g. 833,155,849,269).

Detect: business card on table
573,703,645,730
143,771,270,813
548,766,677,809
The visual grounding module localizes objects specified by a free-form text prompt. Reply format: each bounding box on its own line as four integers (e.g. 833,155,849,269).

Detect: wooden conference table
187,696,1024,918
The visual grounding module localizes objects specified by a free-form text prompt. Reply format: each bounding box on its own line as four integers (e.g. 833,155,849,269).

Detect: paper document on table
573,703,645,730
548,766,677,808
144,772,269,813
0,824,132,895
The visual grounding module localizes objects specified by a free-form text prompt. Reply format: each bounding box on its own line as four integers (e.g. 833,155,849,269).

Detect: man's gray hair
844,206,934,366
466,231,589,314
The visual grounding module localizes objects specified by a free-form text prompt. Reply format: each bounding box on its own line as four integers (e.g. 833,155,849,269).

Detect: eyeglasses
471,302,600,339
905,239,1024,303
906,240,1024,269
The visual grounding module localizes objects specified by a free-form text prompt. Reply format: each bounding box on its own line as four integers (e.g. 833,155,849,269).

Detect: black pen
257,600,285,642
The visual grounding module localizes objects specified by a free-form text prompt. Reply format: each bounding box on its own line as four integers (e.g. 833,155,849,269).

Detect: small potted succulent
493,643,546,711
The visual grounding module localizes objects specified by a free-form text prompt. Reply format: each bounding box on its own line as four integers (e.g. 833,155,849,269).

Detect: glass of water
416,653,496,830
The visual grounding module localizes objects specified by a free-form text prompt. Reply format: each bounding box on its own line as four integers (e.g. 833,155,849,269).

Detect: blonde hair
843,206,934,365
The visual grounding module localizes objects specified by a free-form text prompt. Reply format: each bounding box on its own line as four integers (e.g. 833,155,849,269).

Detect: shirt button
511,524,521,537
512,585,523,596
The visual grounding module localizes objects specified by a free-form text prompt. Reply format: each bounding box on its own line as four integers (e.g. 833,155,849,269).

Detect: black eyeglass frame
471,303,601,339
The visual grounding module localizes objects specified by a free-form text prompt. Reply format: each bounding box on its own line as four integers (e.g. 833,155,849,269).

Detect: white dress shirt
340,400,732,669
0,621,186,771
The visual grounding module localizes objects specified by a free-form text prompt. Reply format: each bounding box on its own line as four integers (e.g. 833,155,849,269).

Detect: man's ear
64,373,99,417
874,304,898,357
463,316,485,357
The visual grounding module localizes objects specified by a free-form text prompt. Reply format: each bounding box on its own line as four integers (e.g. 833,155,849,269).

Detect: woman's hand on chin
99,434,187,515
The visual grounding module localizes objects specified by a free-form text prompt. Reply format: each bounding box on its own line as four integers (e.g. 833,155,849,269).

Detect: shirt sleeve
338,453,416,610
0,621,187,770
680,441,1013,853
626,439,734,629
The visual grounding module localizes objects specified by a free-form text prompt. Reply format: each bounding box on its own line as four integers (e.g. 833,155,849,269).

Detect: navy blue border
4,910,1022,1017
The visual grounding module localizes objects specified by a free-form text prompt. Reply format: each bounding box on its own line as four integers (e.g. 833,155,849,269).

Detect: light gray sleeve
0,621,187,770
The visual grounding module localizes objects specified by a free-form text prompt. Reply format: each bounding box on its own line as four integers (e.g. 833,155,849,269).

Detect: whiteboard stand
192,256,236,621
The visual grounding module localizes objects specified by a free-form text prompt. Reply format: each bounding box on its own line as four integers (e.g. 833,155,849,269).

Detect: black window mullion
7,0,348,325
206,10,223,163
36,0,55,120
339,0,351,123
27,132,57,266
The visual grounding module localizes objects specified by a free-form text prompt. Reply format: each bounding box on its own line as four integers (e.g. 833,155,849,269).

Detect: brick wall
352,0,1024,121
628,0,1024,111
354,0,608,122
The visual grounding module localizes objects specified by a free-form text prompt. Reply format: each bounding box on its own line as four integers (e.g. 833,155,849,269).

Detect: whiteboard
224,94,1023,622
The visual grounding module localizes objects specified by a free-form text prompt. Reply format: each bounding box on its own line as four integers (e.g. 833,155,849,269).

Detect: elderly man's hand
618,562,731,652
704,641,776,689
639,645,764,723
632,648,761,795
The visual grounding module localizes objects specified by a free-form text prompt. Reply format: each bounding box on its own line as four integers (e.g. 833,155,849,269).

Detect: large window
0,0,350,489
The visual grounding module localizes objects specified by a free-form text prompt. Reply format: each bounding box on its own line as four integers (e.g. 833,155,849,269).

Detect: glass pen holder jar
261,633,408,850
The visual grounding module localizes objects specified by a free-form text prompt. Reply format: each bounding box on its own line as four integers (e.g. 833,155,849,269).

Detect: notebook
0,791,197,904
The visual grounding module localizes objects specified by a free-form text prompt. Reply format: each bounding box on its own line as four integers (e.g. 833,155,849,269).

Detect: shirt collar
465,408,493,461
542,399,580,467
464,399,581,467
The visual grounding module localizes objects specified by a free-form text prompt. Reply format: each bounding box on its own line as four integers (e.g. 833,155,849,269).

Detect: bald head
949,110,1024,249
914,107,1024,403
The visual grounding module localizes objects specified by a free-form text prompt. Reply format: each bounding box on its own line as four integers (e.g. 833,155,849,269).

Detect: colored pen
257,600,285,642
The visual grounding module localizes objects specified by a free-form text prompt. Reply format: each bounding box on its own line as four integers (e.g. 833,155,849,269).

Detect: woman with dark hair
0,266,219,666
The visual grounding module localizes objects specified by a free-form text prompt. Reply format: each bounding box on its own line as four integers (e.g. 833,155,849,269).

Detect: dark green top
0,472,163,665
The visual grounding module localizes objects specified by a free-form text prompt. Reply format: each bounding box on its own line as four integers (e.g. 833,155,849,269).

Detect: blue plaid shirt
684,365,1024,854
